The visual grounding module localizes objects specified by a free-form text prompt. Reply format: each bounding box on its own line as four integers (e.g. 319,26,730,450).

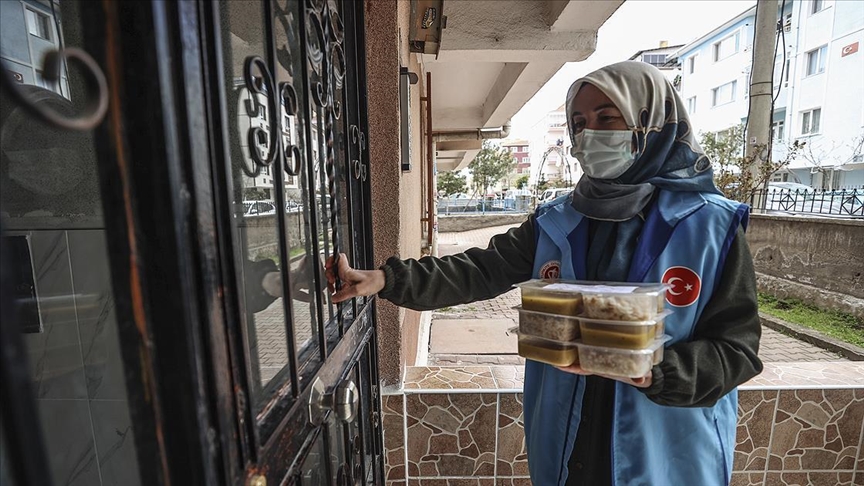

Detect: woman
328,61,762,486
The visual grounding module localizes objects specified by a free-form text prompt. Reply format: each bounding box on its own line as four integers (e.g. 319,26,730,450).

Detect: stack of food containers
513,280,584,366
513,280,671,378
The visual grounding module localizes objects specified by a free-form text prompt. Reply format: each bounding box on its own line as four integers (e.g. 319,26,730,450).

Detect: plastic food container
515,306,581,341
575,336,671,378
515,280,584,316
578,311,670,349
513,331,579,367
574,282,669,321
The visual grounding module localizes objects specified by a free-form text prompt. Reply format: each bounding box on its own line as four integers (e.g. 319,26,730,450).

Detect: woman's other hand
326,253,387,303
556,363,652,388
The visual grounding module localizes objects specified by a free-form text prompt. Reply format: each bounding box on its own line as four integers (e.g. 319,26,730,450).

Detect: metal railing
437,197,532,214
748,188,864,218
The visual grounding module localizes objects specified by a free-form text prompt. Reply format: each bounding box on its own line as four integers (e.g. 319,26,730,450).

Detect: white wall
786,0,864,176
678,18,754,136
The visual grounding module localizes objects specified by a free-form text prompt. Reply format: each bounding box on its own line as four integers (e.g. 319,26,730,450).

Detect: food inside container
568,282,669,320
514,331,579,367
516,306,581,341
578,311,671,349
515,279,584,316
575,336,671,378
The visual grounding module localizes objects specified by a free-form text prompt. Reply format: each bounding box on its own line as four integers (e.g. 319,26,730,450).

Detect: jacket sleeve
639,226,763,407
377,216,537,311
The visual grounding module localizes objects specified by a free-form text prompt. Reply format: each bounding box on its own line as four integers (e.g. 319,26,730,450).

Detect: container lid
514,279,586,296
513,305,581,320
516,279,669,296
577,310,673,327
575,335,672,355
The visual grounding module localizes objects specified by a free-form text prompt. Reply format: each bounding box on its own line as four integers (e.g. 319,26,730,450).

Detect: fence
748,188,864,218
437,196,532,214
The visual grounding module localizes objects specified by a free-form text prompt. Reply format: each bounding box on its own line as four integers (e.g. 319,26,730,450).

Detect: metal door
201,0,384,484
0,0,383,485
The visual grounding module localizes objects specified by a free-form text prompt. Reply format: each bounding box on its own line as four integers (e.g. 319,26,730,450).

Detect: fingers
332,284,358,303
556,364,590,375
336,253,353,280
555,366,652,387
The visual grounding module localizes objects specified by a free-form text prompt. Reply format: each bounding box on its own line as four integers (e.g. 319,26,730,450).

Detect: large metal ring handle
0,48,108,131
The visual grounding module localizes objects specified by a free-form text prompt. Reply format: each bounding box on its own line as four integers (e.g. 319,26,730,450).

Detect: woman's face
569,83,628,134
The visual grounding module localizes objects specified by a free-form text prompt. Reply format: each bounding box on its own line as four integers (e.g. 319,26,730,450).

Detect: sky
508,0,757,140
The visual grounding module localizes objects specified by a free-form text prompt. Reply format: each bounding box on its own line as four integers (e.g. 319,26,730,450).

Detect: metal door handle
309,378,359,424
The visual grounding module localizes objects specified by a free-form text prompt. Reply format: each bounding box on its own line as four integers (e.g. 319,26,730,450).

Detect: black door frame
1,0,383,483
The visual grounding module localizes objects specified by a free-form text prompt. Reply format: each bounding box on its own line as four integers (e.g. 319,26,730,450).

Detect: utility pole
746,0,779,207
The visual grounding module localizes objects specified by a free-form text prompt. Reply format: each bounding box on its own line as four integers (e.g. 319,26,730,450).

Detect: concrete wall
366,0,427,386
238,213,303,259
438,213,530,233
747,214,864,301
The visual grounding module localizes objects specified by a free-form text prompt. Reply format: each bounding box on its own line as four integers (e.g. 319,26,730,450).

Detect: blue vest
524,190,749,486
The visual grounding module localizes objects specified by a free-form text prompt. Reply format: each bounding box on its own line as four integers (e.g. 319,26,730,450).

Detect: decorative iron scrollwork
240,55,302,179
0,48,108,131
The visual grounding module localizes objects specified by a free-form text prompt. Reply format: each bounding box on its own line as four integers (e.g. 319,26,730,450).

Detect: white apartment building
674,0,864,189
628,41,684,88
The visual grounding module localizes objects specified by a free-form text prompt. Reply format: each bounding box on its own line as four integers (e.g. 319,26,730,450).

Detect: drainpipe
420,72,434,252
432,122,512,142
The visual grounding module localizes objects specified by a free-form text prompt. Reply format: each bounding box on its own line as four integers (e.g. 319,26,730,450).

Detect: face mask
571,129,636,179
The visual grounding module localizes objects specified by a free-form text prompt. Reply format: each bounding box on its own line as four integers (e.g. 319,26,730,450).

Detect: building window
772,120,785,140
785,58,791,84
26,8,52,40
801,108,821,135
805,46,827,76
712,80,737,107
521,157,529,164
688,55,697,74
687,96,697,114
713,32,740,62
811,0,826,15
642,53,667,66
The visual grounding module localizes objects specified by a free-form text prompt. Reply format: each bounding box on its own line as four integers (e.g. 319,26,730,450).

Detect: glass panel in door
271,0,325,387
304,0,355,347
217,0,296,411
0,1,142,484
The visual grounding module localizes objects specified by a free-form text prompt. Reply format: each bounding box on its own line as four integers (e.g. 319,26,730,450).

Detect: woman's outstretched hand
556,363,652,388
326,253,387,303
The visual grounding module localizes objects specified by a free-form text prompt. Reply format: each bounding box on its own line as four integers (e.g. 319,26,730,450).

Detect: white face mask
571,129,636,179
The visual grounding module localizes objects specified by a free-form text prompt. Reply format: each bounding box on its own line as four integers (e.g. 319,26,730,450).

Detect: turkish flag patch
662,266,702,307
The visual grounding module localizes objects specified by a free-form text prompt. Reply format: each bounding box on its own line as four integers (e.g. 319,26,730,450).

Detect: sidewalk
429,224,846,366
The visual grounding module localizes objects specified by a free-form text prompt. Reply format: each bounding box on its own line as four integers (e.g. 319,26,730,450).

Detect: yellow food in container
516,280,584,316
513,331,579,367
578,312,670,349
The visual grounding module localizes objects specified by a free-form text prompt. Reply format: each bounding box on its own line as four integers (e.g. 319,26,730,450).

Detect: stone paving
428,224,846,366
254,296,318,384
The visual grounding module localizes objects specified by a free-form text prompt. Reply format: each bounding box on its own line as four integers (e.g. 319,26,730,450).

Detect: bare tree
700,124,805,203
800,133,864,189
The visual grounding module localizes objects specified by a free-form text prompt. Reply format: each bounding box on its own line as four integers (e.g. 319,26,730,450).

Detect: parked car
243,200,277,216
537,187,572,204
